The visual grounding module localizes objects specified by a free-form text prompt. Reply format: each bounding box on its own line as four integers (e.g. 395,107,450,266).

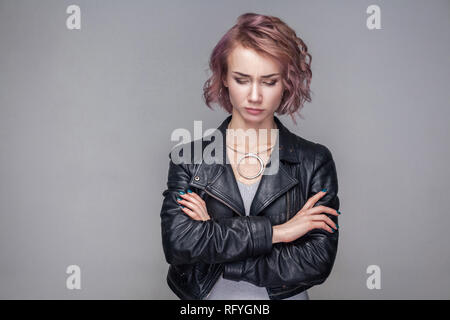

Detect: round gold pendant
236,153,265,180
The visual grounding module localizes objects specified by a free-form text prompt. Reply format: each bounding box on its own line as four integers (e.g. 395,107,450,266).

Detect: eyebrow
231,71,280,78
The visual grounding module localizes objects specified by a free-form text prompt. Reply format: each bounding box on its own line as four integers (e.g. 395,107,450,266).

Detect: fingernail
179,191,185,195
336,223,339,229
330,229,334,233
177,197,182,201
322,188,327,192
180,205,185,208
337,210,341,215
187,189,192,193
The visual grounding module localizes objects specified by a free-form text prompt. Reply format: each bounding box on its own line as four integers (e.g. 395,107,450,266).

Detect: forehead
227,45,282,75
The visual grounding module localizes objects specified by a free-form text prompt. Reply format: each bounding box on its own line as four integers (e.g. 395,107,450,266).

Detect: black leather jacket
160,115,340,300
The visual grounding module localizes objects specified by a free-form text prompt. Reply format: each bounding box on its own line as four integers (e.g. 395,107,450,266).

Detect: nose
248,82,262,103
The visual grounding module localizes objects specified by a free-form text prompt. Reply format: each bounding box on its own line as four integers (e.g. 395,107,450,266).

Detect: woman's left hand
177,190,211,221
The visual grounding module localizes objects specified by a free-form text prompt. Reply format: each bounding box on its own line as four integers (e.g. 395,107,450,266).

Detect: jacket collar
189,115,300,216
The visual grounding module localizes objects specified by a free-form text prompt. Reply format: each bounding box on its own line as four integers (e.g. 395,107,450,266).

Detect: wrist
272,225,284,244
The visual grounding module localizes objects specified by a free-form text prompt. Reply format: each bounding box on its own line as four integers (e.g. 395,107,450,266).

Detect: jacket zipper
274,190,291,297
273,188,306,298
286,189,290,223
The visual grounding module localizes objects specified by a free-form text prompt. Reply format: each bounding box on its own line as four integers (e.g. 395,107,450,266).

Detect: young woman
160,12,341,300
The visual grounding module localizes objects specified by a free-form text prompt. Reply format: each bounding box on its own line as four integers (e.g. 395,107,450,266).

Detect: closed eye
234,78,278,86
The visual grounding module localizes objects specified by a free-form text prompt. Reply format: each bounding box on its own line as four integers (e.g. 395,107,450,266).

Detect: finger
180,206,202,221
179,195,207,220
188,192,207,208
301,189,328,210
178,198,207,221
188,192,211,220
180,193,208,219
185,192,207,212
181,207,210,221
178,198,201,214
305,205,339,216
310,220,335,234
310,214,338,230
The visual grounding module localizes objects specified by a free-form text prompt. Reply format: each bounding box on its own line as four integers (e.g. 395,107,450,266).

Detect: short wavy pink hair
203,12,313,124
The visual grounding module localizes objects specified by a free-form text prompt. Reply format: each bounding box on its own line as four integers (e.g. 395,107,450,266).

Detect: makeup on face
244,107,264,115
232,71,280,87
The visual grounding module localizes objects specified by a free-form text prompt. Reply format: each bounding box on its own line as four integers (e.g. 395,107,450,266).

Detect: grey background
0,0,449,299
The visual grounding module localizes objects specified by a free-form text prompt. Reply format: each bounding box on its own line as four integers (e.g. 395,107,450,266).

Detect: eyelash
234,78,278,86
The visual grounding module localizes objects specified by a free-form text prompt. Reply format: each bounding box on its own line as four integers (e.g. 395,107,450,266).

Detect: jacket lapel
189,115,301,217
249,160,299,216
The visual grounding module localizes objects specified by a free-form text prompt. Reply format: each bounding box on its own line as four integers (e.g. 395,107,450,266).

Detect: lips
245,107,264,115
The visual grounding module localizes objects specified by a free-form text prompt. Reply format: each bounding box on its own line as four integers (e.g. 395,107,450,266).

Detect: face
223,44,285,126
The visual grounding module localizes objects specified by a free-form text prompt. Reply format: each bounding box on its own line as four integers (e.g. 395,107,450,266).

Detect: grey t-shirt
205,179,309,300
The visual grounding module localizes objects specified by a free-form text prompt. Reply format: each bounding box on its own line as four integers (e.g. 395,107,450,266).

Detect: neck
226,113,278,152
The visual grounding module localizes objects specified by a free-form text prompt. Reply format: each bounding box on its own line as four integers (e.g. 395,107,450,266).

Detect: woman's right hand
272,190,340,243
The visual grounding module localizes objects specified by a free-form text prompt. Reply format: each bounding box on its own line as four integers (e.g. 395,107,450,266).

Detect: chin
242,113,268,125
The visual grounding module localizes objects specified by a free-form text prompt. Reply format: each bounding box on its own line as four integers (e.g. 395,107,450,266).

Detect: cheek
228,86,247,102
267,88,284,102
266,89,285,111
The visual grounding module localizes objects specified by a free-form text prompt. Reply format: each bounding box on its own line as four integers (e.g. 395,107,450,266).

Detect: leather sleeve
160,152,273,266
222,143,339,287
